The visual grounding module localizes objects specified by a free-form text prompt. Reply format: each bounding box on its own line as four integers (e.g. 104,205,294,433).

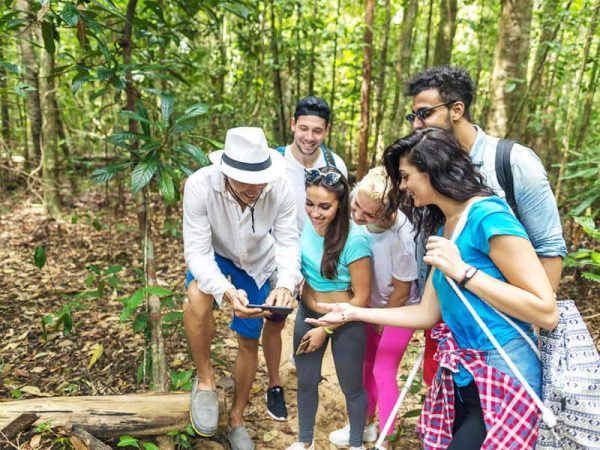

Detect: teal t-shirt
301,218,372,292
432,196,535,386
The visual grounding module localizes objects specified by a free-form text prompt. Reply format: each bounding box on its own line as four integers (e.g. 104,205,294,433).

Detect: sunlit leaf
62,2,80,26
131,159,159,193
87,343,104,369
117,435,139,448
159,171,175,204
160,92,175,125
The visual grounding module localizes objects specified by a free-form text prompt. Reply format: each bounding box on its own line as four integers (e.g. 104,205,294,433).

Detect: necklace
225,179,261,233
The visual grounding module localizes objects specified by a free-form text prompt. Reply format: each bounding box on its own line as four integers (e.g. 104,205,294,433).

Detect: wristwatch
459,266,478,287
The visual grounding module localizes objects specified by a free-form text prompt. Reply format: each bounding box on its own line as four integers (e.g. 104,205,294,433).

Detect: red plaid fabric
416,323,541,449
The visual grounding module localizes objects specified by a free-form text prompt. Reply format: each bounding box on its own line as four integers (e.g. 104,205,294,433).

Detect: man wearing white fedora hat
183,127,301,450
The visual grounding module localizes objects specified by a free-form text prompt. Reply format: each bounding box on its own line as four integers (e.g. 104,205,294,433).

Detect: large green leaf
131,159,158,193
160,93,175,125
119,110,152,124
158,171,175,205
41,22,55,54
136,99,152,136
62,2,79,26
91,161,130,183
176,142,210,166
174,103,208,125
108,131,145,144
144,286,174,297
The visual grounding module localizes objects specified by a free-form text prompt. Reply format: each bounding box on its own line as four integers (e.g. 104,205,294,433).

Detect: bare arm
540,256,563,293
386,278,413,308
425,235,558,330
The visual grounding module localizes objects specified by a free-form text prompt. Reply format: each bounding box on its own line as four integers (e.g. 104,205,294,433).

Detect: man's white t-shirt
365,211,420,308
282,146,348,233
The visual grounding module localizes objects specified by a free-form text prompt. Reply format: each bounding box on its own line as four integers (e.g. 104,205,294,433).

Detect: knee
184,282,214,319
237,335,259,354
263,318,285,334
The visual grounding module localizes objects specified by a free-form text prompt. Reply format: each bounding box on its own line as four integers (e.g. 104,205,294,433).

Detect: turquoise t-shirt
432,196,535,386
301,218,372,292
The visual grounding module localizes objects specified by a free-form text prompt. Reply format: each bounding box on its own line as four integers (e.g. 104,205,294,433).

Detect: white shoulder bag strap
445,200,556,427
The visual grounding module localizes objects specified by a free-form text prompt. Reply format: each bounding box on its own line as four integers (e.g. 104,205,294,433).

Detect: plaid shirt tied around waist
416,323,541,449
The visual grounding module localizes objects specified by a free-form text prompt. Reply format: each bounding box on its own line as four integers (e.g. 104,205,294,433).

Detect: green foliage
167,424,196,449
170,368,194,391
42,300,89,337
34,245,46,269
566,216,600,283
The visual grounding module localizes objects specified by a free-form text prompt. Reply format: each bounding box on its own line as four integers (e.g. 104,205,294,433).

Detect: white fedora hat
208,127,286,184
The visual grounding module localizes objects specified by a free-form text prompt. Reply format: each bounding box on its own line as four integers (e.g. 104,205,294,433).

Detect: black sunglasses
405,100,458,124
305,168,342,186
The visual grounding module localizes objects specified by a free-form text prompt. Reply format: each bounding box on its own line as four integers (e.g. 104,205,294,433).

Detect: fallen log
0,393,192,438
71,426,113,450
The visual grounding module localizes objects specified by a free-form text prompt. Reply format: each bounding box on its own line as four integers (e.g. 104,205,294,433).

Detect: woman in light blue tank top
305,129,558,450
286,166,372,450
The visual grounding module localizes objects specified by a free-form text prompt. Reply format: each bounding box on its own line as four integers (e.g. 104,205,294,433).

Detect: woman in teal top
306,129,558,450
286,167,372,450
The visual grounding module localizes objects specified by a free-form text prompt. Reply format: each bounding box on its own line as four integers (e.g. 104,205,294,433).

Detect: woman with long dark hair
306,128,558,449
286,166,372,450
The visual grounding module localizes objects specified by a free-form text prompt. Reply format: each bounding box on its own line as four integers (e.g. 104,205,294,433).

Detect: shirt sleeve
473,200,530,255
343,229,372,265
271,178,302,293
511,145,567,258
391,224,418,282
183,173,233,305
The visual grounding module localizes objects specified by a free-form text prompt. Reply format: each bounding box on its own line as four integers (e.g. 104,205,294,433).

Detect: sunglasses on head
305,168,342,186
405,100,458,124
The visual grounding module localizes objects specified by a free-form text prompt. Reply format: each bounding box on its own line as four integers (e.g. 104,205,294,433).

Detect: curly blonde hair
354,166,390,208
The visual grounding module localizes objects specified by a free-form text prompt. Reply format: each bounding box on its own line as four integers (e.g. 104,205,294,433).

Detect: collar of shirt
209,167,274,198
469,125,486,169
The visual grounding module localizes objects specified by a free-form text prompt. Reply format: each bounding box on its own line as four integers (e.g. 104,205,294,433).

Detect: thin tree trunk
433,0,458,66
508,0,572,137
16,0,42,168
424,0,434,67
389,0,419,127
39,49,61,216
554,0,598,200
485,0,533,137
307,0,318,95
328,0,341,142
269,0,286,143
575,36,600,151
0,44,9,145
122,0,169,401
472,0,486,110
210,15,227,138
371,0,392,164
295,1,303,101
357,0,375,180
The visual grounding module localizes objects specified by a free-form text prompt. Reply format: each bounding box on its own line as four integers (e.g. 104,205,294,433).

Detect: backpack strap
320,144,337,168
275,145,286,156
495,139,518,218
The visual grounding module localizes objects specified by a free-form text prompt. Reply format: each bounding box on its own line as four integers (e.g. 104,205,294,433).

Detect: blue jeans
485,335,542,397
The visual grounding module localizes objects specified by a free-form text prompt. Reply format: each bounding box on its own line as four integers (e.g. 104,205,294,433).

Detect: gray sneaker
227,426,255,450
190,377,218,436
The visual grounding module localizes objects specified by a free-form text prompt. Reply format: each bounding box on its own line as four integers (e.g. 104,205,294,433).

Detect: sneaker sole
189,410,217,437
264,393,288,421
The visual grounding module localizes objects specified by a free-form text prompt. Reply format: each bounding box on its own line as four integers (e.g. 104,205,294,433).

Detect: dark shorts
186,254,285,340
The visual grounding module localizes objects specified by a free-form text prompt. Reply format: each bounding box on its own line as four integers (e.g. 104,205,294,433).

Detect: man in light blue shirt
404,66,566,293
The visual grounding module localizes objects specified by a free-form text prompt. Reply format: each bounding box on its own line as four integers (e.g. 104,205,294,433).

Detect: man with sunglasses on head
277,95,348,234
183,127,301,450
264,95,348,422
404,66,567,384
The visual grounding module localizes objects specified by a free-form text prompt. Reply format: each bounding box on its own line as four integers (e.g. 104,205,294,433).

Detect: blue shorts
186,254,271,340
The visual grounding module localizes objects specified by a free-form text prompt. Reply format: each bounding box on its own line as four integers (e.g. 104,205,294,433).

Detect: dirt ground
0,189,598,449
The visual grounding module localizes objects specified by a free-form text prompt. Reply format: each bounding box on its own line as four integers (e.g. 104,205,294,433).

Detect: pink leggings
363,322,414,436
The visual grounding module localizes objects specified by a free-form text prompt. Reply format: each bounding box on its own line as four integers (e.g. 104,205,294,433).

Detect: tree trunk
269,0,287,144
39,49,61,216
16,0,42,167
389,0,419,128
295,1,303,101
510,0,571,138
0,44,9,145
357,0,375,180
371,0,392,164
485,0,533,137
328,0,342,142
424,0,434,67
554,0,598,200
307,0,318,95
433,0,458,66
121,0,169,398
574,34,600,152
210,15,227,138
